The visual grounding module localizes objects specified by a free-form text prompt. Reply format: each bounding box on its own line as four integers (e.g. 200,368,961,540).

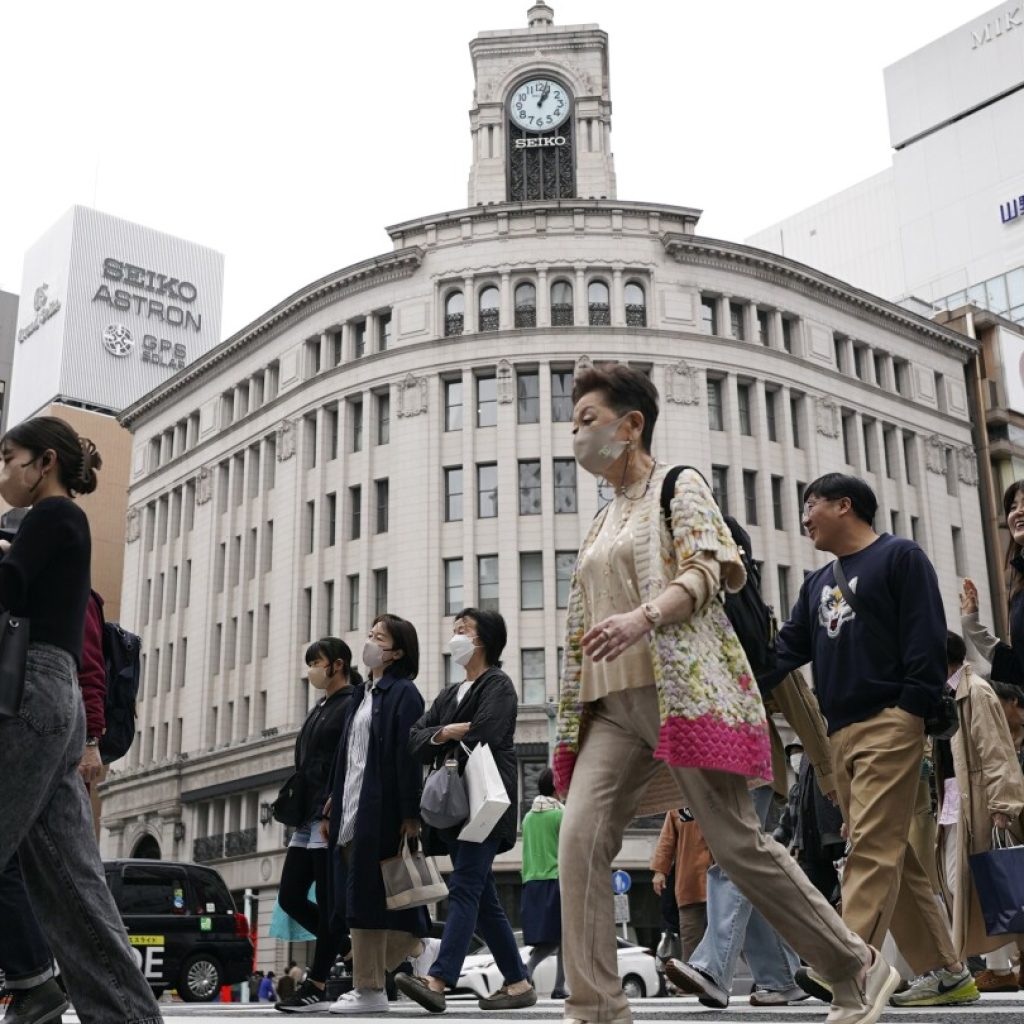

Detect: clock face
509,78,570,133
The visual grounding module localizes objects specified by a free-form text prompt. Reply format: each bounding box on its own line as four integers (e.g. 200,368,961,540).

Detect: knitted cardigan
553,465,773,800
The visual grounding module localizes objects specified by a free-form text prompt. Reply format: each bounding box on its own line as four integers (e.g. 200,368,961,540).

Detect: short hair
946,631,967,668
803,473,878,526
537,767,555,797
990,679,1024,706
571,363,659,452
304,636,363,686
372,613,420,680
453,607,507,667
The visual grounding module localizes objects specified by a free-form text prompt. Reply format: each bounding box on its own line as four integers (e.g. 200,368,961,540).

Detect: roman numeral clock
507,77,576,201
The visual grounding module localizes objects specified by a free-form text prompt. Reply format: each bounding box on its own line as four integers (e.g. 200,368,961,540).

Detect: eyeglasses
802,498,830,516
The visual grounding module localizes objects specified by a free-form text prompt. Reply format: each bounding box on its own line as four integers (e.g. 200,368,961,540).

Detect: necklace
616,459,657,501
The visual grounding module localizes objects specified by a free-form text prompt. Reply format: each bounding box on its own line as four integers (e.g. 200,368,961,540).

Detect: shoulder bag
271,770,308,827
420,752,469,829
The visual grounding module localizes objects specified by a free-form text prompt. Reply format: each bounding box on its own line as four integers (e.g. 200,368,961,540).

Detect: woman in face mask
322,614,437,1015
399,609,537,1013
274,638,359,1013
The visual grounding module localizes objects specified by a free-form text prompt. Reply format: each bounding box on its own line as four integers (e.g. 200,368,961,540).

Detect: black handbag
833,560,958,740
271,770,308,827
0,612,30,720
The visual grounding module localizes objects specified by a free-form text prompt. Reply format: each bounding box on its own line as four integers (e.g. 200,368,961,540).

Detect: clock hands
537,83,551,108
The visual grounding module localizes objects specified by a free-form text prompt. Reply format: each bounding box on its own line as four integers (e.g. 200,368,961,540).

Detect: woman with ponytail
0,416,163,1023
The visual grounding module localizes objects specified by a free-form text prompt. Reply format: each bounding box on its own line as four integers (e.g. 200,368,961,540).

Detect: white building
100,3,989,970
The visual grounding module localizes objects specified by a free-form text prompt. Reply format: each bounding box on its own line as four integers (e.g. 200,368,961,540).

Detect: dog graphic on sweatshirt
818,578,858,639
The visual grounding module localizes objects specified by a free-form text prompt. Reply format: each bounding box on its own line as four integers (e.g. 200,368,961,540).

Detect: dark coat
408,667,519,855
295,686,354,823
326,672,428,933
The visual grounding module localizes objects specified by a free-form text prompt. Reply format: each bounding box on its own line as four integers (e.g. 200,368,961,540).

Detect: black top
762,533,946,733
294,685,354,821
990,555,1024,688
0,497,91,666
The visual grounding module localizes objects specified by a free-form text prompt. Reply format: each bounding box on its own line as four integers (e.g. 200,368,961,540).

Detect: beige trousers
560,688,867,1023
350,928,421,991
830,707,956,976
677,903,707,963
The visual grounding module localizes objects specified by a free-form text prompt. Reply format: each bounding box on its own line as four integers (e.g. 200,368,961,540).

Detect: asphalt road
60,991,1024,1022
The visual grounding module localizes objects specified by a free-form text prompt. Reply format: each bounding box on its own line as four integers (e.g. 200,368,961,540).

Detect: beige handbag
381,838,448,910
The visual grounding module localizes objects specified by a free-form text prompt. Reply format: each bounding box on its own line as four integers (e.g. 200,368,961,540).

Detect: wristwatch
85,736,100,748
641,602,663,626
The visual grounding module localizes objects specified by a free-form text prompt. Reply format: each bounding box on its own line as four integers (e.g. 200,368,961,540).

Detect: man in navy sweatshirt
761,473,978,1007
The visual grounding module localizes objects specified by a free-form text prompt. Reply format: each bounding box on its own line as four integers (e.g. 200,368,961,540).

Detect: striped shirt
338,685,374,846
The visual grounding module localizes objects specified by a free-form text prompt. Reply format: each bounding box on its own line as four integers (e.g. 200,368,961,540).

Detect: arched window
444,291,464,337
551,280,573,326
514,283,537,328
624,282,646,327
479,286,500,332
588,280,610,326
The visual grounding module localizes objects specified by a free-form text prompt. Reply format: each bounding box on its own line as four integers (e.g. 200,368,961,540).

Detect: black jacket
294,685,354,823
409,667,519,854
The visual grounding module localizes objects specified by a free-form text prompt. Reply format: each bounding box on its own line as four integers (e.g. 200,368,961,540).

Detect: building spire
528,3,554,29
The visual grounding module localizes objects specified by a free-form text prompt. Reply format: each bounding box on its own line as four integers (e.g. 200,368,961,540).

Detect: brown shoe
973,969,1018,993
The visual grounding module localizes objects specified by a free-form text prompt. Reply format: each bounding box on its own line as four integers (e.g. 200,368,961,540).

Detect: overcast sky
0,0,992,337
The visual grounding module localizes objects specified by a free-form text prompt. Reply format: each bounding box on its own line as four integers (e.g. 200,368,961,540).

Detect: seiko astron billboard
10,206,224,424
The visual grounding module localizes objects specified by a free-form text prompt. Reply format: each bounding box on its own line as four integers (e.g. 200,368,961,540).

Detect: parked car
455,933,659,999
103,859,253,1002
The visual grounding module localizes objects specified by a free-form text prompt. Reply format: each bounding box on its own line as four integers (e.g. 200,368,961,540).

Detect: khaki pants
831,707,956,976
350,928,421,991
560,688,867,1023
677,903,707,963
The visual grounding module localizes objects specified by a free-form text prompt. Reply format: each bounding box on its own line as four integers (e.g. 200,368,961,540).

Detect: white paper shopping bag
457,742,511,843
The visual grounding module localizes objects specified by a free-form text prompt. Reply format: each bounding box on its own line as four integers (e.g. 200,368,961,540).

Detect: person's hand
0,540,10,556
825,790,839,806
319,817,330,843
961,578,979,616
400,819,421,840
840,822,849,841
79,743,103,784
992,811,1011,830
652,871,666,895
440,722,471,743
582,609,650,663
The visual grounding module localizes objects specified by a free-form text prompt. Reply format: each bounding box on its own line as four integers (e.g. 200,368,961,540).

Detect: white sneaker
329,988,390,1014
409,937,442,978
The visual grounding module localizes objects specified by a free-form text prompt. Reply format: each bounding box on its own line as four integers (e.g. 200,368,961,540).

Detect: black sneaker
276,978,331,1014
3,979,70,1024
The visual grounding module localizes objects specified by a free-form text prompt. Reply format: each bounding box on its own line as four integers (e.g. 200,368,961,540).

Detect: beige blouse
578,489,720,703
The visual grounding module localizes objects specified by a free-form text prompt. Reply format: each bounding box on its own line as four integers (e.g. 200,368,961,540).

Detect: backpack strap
660,465,714,532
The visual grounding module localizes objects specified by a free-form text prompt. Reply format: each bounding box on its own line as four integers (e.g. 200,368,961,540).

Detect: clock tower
467,3,616,205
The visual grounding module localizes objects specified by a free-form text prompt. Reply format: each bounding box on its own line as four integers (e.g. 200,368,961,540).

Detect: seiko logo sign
513,136,567,149
1000,193,1024,225
971,4,1022,48
92,257,203,333
16,283,62,343
100,323,187,370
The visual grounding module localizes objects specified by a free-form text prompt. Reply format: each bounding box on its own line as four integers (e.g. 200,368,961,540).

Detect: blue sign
611,870,632,895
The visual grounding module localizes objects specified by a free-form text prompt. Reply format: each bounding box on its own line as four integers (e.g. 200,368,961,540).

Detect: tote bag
969,828,1024,936
457,742,511,843
420,755,469,829
381,838,448,910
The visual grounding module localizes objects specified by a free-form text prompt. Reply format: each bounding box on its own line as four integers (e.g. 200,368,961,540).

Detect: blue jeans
0,852,53,988
0,645,162,1023
429,836,527,988
689,784,800,991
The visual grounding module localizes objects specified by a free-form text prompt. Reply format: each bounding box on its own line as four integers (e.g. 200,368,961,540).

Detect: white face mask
307,665,330,690
362,640,391,671
789,754,803,775
572,413,633,477
447,634,476,667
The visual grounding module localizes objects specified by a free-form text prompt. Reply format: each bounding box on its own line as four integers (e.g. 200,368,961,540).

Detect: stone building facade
100,3,990,966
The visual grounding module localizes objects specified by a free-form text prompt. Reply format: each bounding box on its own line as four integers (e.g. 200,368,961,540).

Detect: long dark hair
304,636,362,686
1004,480,1024,605
2,416,102,497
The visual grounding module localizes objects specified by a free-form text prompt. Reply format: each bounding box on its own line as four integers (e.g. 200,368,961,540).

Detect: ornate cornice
662,234,978,359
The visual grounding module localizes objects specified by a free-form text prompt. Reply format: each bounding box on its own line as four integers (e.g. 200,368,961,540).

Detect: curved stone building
102,3,989,967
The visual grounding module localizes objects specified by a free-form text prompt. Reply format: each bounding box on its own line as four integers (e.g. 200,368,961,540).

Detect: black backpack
660,466,778,677
96,599,143,764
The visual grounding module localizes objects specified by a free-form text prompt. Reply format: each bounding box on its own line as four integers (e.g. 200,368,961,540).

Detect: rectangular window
323,580,335,635
894,359,911,397
854,345,868,381
862,420,875,473
374,568,388,618
183,560,191,607
185,480,196,531
444,379,463,431
214,543,226,593
891,510,900,536
243,611,254,664
781,316,794,353
326,405,339,461
377,311,392,352
737,383,752,435
765,389,778,442
170,489,182,539
177,638,188,687
946,448,958,497
757,309,769,346
711,465,729,515
304,413,318,469
154,573,164,620
743,470,758,525
305,499,316,554
444,559,463,616
777,565,791,616
349,485,362,539
556,551,576,609
211,623,222,676
230,535,241,587
903,431,918,485
262,521,274,573
521,649,546,705
353,319,366,359
247,446,261,500
952,526,966,577
477,463,498,518
347,575,360,631
350,398,363,452
553,458,577,513
326,493,337,546
477,374,497,427
375,479,389,533
331,329,343,367
517,371,540,424
551,370,574,422
518,460,541,515
730,301,745,340
796,481,807,534
911,515,922,547
264,437,277,490
259,606,270,658
302,587,312,641
478,555,499,611
841,413,854,465
376,393,390,445
700,294,717,334
883,427,896,478
226,617,237,671
771,475,784,529
707,378,724,431
873,352,887,389
306,336,322,376
833,333,847,373
444,467,463,522
519,552,544,610
790,394,803,449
